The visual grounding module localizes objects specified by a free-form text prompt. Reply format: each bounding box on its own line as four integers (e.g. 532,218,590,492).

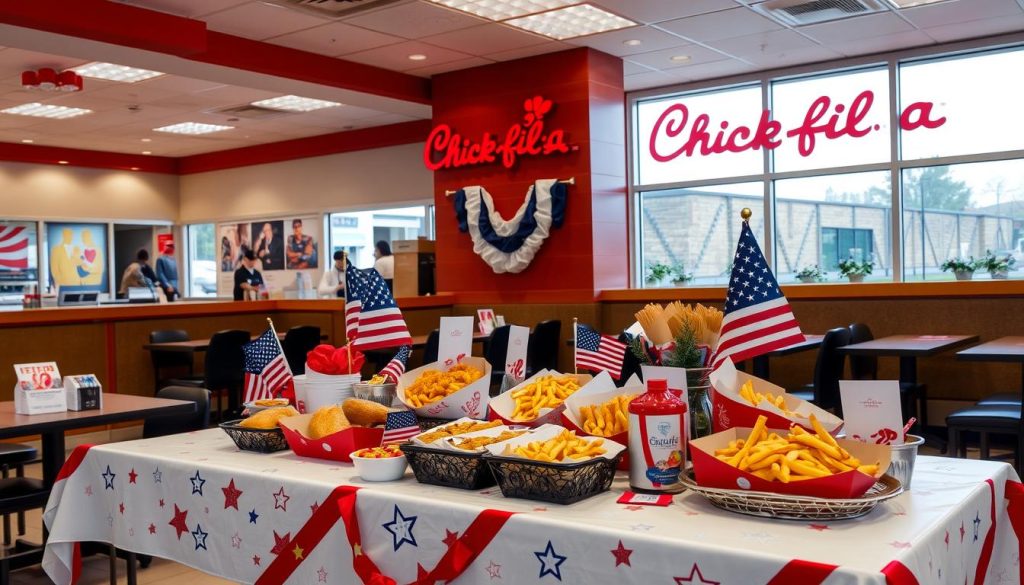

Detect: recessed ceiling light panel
71,62,164,83
1,103,93,119
882,0,949,6
505,4,636,40
427,0,576,20
408,54,428,61
153,122,234,135
250,95,342,112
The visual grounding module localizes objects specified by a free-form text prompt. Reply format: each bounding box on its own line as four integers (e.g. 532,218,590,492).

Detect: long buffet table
43,428,1024,584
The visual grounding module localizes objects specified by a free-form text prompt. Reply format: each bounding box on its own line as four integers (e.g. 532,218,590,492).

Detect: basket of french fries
488,370,593,427
396,357,491,420
483,424,626,505
560,371,640,471
401,419,523,490
708,358,843,435
689,414,892,500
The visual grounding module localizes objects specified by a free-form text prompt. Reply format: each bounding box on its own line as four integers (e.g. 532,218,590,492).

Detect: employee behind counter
233,249,264,301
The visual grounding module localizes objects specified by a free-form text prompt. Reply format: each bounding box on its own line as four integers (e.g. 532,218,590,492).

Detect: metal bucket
352,382,397,408
886,434,924,490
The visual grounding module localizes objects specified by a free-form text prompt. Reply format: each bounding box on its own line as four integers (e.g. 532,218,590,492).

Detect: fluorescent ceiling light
71,62,164,83
505,4,636,40
154,122,234,135
882,0,950,6
250,95,342,112
1,103,92,119
427,0,576,20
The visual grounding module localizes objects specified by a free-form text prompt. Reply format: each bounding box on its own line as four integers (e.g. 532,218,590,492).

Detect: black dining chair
202,329,250,421
0,471,49,583
484,325,512,389
144,386,211,438
946,400,1023,471
0,444,37,547
422,329,440,364
149,329,199,393
527,320,561,376
847,323,878,380
282,325,321,375
789,327,851,416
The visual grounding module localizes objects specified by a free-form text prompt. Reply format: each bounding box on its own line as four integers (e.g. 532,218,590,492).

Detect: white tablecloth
42,428,1024,584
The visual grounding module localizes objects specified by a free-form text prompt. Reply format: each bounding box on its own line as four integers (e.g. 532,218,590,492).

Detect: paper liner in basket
437,425,529,453
396,357,491,420
709,358,843,435
485,423,626,463
411,417,504,447
689,426,891,499
278,413,383,463
488,370,595,427
560,373,642,470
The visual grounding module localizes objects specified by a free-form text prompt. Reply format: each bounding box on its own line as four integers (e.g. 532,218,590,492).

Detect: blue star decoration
534,540,567,581
191,523,208,551
382,505,417,551
190,470,206,496
249,508,259,524
152,467,162,484
102,465,116,490
974,511,981,542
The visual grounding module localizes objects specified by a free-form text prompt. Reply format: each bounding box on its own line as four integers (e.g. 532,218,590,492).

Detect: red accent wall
431,48,628,304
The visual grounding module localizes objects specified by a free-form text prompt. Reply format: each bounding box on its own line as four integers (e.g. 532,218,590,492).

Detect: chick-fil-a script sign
647,90,945,162
424,95,573,171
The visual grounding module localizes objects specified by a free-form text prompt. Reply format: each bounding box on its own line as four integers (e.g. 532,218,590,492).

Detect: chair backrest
204,329,250,392
617,331,642,385
528,320,561,373
847,322,878,380
484,325,512,374
423,329,440,364
282,325,321,375
144,385,210,438
149,329,193,370
813,327,852,415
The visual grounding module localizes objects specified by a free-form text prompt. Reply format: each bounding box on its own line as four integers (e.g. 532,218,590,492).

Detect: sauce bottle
628,378,687,492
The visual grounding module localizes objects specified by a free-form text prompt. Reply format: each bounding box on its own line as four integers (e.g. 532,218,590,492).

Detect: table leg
40,431,66,488
752,356,769,379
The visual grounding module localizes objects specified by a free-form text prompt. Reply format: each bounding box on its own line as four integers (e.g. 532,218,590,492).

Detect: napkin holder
64,374,103,411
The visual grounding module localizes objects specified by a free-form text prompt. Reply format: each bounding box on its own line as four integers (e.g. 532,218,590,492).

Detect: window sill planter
990,270,1009,280
954,270,975,281
846,274,866,283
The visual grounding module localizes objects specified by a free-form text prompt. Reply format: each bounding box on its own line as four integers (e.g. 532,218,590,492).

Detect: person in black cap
233,249,264,301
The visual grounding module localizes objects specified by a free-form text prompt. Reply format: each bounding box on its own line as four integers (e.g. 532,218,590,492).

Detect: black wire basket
400,443,496,490
484,451,625,505
219,420,290,453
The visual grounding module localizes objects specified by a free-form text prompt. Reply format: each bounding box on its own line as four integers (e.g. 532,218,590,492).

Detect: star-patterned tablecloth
43,429,1024,584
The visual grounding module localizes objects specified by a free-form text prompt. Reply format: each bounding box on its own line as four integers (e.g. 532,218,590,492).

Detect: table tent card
640,364,688,393
839,380,905,445
14,361,67,415
476,309,496,335
438,316,474,367
504,325,530,382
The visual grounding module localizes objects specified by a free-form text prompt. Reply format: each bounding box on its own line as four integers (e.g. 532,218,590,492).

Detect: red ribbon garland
765,559,837,584
881,560,919,585
1004,480,1024,585
58,444,94,584
974,478,997,585
411,508,515,585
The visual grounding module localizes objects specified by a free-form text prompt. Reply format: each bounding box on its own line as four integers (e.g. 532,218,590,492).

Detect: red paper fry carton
689,426,891,498
709,358,843,435
396,357,491,420
489,369,594,427
561,373,642,470
278,414,383,463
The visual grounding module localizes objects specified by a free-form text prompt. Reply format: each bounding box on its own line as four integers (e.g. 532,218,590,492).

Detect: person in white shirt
318,250,347,298
373,240,394,281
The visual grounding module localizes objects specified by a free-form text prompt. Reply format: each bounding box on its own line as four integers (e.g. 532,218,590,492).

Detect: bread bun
308,405,351,439
342,398,389,427
239,406,298,429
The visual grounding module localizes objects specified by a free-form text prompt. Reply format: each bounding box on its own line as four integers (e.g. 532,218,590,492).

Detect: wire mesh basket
400,443,496,490
219,420,290,453
680,470,903,520
484,452,625,505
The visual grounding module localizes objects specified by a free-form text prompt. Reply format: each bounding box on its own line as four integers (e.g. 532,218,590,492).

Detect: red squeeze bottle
628,379,688,492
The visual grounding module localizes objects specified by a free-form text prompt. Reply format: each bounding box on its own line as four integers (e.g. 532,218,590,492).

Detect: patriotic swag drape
453,179,568,274
43,429,1024,585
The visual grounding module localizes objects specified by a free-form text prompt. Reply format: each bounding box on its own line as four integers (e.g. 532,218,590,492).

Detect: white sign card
640,365,688,393
839,380,905,445
438,316,475,367
504,325,530,381
14,362,62,391
477,309,496,335
494,315,506,327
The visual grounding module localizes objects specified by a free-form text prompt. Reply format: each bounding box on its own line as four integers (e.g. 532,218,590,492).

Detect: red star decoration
889,541,912,549
417,564,429,581
945,530,950,547
271,531,291,555
310,501,320,514
147,523,156,535
128,469,138,484
809,524,830,531
253,555,261,566
273,486,290,511
960,521,966,542
624,505,644,512
168,505,188,540
119,502,125,515
611,540,633,567
159,498,165,508
443,529,459,547
674,563,720,585
221,479,243,510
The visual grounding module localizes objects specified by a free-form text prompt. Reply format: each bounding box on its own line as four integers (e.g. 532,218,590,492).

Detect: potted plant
940,257,978,281
795,265,825,284
645,261,671,287
979,249,1015,279
838,258,873,283
669,263,693,287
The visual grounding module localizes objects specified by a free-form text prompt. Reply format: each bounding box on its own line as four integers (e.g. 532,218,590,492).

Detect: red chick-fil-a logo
424,95,573,171
647,90,945,162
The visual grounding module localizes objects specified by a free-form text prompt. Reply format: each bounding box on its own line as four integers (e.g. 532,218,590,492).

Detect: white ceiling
0,0,1022,158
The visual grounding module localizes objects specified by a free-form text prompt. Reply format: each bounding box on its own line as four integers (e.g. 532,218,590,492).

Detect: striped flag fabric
242,328,293,403
380,345,411,383
575,323,627,380
381,410,419,444
0,225,30,270
710,220,804,371
344,263,412,351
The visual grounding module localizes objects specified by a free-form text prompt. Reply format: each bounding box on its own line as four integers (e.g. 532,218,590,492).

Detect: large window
631,43,1024,287
187,223,216,297
328,206,429,270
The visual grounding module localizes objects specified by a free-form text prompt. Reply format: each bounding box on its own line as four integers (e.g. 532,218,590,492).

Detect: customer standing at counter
317,250,347,298
373,240,394,291
156,242,179,301
119,249,157,296
233,250,264,301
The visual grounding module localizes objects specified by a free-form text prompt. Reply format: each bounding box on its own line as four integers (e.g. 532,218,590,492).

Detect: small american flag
345,264,412,351
380,345,411,383
242,328,293,403
711,220,804,371
575,323,626,380
381,410,419,444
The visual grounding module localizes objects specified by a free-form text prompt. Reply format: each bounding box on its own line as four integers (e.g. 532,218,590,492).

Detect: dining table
957,336,1024,391
749,333,824,378
143,332,326,354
